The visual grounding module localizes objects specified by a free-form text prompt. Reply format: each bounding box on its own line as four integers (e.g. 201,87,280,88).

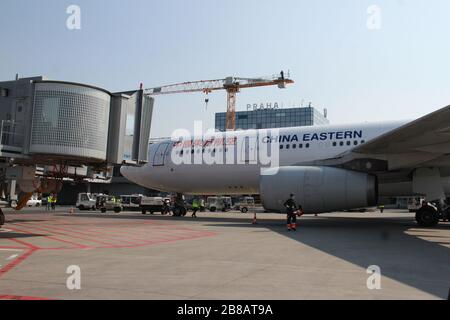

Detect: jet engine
260,166,377,213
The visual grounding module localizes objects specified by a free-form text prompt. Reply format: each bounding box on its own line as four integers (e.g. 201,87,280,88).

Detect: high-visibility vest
192,200,200,208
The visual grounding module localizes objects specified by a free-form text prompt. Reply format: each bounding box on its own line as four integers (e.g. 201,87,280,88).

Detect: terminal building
215,105,329,131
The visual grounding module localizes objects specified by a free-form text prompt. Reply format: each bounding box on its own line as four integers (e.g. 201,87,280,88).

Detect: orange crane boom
144,73,294,130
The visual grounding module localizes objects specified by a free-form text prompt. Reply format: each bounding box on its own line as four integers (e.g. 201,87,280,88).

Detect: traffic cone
252,213,257,224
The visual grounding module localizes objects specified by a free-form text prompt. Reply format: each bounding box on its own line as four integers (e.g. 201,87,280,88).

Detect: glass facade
215,107,329,131
30,82,111,160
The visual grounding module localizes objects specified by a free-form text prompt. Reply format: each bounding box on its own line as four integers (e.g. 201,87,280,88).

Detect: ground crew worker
199,198,205,212
51,194,57,211
284,194,303,231
46,195,52,211
192,198,200,218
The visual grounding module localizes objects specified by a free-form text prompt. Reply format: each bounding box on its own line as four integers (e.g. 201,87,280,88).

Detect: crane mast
144,73,294,131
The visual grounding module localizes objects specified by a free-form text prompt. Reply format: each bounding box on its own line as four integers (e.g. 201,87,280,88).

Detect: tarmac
0,207,449,300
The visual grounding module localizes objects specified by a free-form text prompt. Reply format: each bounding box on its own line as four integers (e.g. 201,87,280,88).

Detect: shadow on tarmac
0,231,46,239
208,215,450,299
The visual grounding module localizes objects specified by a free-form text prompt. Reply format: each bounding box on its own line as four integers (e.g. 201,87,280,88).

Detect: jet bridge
0,76,153,210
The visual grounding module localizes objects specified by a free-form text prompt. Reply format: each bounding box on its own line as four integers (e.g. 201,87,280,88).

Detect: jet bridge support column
412,168,445,227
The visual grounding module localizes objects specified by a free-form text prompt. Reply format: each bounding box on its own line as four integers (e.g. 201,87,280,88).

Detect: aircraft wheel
416,206,439,227
0,209,5,226
241,207,248,213
173,207,184,217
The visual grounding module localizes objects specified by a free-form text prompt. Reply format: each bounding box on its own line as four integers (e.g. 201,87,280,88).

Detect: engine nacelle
260,166,377,213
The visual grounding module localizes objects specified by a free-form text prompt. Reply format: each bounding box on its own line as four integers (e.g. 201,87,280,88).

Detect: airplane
121,104,450,227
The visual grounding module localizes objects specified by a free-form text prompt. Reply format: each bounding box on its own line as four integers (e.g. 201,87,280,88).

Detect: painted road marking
6,254,19,261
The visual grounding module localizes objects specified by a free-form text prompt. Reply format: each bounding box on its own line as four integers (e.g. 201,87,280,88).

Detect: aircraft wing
305,104,450,172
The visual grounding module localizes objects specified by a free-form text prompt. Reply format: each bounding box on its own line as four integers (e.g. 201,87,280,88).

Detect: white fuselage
121,121,406,195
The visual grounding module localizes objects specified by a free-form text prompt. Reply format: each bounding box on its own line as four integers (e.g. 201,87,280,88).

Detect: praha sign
246,102,282,111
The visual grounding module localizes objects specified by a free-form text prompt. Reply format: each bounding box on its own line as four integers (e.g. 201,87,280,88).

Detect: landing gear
415,205,440,227
172,193,187,217
0,209,5,227
172,206,187,217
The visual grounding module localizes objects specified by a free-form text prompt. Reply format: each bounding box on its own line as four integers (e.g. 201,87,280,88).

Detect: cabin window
306,143,310,148
299,144,303,148
340,142,344,146
292,144,297,149
286,144,290,150
346,141,351,146
354,141,358,146
333,142,337,147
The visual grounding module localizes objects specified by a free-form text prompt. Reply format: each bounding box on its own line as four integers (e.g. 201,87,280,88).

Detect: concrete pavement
0,207,449,300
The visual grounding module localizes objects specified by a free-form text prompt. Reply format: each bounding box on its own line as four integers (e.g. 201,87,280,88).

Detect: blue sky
1,0,450,137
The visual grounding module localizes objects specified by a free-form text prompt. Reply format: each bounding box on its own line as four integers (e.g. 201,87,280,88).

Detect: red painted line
57,222,198,245
43,235,89,249
0,247,37,278
95,224,217,238
9,222,215,250
95,234,216,249
81,227,162,242
83,225,190,242
11,223,117,247
24,223,142,247
55,225,146,244
7,236,39,250
8,224,90,249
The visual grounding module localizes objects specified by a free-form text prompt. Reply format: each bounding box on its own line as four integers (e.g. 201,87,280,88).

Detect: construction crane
143,72,294,130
